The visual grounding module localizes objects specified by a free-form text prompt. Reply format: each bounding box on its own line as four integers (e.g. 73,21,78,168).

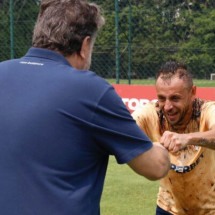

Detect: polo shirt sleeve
91,86,153,164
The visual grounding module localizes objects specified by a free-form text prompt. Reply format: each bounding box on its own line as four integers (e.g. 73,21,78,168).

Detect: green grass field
101,157,159,215
107,79,215,87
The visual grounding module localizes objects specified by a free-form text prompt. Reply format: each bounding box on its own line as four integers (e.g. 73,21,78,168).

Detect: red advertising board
112,84,215,113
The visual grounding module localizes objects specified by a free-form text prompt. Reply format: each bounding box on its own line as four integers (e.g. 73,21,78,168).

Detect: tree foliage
0,0,38,60
93,0,215,79
0,0,214,79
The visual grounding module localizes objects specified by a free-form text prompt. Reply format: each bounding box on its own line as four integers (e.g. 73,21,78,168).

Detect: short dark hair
156,61,193,89
32,0,105,56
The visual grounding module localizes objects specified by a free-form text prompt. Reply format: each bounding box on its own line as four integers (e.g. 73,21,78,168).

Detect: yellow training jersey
132,101,215,215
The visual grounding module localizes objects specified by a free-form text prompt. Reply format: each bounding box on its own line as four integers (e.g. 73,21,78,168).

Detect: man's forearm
188,130,215,150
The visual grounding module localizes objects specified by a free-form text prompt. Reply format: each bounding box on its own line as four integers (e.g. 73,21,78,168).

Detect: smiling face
156,75,196,126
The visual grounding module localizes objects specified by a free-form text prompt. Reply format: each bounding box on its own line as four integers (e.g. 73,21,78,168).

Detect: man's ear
191,85,197,101
192,85,196,96
80,36,91,59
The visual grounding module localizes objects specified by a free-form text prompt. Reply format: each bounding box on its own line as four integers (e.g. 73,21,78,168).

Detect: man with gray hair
0,1,170,214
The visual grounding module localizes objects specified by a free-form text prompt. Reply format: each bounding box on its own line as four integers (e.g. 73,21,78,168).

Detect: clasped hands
159,131,190,153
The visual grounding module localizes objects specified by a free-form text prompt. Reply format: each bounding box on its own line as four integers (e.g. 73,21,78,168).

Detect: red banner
112,84,215,113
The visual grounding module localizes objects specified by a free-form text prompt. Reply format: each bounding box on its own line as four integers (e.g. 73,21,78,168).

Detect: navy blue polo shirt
0,47,152,215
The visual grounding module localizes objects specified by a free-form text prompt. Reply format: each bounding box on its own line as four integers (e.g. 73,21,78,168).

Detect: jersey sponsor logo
20,61,44,66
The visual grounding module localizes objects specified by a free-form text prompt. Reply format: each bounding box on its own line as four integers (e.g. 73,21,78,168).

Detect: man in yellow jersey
132,60,215,215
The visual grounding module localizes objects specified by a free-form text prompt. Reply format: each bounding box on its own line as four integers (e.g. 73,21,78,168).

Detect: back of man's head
32,0,105,56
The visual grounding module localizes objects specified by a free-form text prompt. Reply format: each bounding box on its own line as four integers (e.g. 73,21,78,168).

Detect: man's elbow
128,146,170,181
146,158,170,181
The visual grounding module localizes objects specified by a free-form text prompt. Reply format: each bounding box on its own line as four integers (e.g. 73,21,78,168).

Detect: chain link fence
0,0,39,60
1,0,215,83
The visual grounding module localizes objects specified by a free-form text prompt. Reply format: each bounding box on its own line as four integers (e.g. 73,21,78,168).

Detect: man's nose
164,100,173,111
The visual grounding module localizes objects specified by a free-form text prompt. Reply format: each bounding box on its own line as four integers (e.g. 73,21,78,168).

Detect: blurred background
0,0,215,83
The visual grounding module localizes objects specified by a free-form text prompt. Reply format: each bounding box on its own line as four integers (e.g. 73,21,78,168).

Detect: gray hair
32,0,105,56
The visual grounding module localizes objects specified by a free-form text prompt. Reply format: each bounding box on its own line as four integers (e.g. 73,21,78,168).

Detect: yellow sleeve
132,102,161,142
200,101,215,131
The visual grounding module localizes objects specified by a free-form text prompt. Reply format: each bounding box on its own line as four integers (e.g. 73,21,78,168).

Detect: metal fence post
128,1,132,84
9,0,14,59
115,0,120,84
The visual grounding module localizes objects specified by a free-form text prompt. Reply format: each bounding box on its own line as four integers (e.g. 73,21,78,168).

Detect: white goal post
210,73,215,80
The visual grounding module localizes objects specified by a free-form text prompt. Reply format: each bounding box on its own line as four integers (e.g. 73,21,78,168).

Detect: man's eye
172,97,179,102
158,98,165,102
